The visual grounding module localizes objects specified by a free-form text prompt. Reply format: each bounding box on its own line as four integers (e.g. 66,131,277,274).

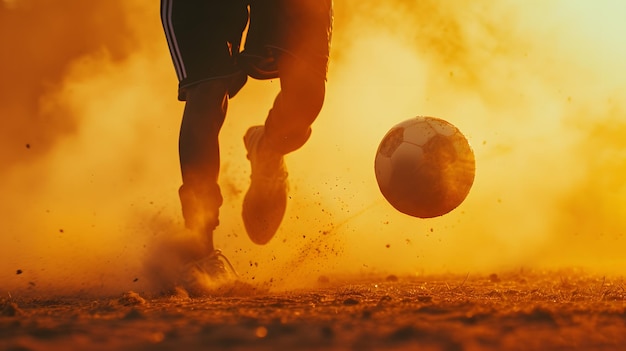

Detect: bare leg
178,79,229,254
242,52,327,244
262,52,326,157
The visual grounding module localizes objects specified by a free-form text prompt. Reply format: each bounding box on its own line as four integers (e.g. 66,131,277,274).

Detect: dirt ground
2,270,626,351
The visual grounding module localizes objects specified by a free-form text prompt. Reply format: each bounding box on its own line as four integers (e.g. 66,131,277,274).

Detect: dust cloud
1,0,625,296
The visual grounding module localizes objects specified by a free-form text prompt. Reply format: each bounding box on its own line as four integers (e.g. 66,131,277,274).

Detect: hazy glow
1,1,626,295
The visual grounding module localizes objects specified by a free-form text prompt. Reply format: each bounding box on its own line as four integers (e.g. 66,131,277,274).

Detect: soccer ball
374,116,475,218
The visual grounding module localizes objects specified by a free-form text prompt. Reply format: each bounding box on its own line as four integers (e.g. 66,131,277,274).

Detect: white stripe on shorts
161,0,186,81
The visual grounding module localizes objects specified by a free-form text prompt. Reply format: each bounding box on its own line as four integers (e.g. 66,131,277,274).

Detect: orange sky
1,0,625,295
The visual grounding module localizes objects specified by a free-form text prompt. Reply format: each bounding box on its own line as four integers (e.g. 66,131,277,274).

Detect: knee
184,80,229,112
183,80,230,129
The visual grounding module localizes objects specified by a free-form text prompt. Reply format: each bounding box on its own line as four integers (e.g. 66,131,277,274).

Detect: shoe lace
210,249,239,277
182,249,239,279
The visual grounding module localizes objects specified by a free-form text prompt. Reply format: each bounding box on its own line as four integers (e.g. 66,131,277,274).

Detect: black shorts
161,0,333,100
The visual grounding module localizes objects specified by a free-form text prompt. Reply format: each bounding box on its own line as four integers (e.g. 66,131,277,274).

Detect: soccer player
160,0,333,281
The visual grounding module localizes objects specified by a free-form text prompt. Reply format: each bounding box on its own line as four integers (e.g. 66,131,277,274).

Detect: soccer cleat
179,249,238,295
242,126,289,245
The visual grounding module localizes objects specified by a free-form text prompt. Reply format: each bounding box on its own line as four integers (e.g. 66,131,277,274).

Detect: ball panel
377,126,404,158
424,116,457,137
389,142,425,166
403,121,436,146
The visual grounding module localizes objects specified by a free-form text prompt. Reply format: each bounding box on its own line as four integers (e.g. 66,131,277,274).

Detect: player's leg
160,0,247,256
177,80,228,254
242,0,333,244
251,0,332,154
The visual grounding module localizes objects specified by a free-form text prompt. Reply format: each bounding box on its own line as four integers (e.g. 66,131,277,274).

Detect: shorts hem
178,71,246,101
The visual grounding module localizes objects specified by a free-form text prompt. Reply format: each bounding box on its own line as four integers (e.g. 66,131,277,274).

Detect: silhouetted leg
178,79,229,254
262,52,326,156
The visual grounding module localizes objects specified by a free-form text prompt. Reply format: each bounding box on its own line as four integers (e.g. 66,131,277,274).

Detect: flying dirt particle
16,269,22,275
518,307,557,326
385,244,390,248
429,228,434,232
118,291,146,306
1,302,23,317
148,332,165,343
388,326,431,342
343,298,359,306
59,229,64,233
416,295,433,303
255,326,268,338
25,143,30,149
133,278,139,282
318,275,330,284
386,275,399,282
123,308,145,320
173,287,190,299
377,295,393,307
320,325,334,339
